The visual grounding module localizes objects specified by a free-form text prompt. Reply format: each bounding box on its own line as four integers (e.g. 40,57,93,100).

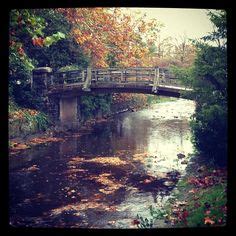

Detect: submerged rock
166,170,181,180
181,160,188,165
177,153,185,159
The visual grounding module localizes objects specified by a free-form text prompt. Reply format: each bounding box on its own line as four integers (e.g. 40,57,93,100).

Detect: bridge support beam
32,67,82,130
59,96,80,130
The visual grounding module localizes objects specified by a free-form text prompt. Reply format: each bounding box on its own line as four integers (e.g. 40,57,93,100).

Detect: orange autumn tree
58,8,162,68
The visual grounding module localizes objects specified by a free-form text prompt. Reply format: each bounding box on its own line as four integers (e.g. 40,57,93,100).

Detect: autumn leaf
204,216,215,225
32,37,44,47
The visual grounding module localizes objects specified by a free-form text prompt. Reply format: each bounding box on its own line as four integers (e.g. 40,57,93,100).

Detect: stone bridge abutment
32,67,81,130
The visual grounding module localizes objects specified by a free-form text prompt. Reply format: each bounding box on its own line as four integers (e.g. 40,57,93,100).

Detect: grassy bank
9,100,50,139
168,160,227,227
134,155,227,228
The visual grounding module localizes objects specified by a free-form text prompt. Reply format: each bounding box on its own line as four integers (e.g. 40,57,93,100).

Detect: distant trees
172,34,196,66
147,33,196,68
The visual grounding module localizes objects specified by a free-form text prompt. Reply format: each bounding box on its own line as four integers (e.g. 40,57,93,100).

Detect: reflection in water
9,98,195,228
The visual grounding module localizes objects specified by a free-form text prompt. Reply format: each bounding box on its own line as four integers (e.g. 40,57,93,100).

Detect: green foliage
136,214,153,228
106,53,119,67
149,205,166,219
201,10,227,46
135,206,167,228
43,32,66,47
147,95,177,105
9,98,19,113
80,94,112,120
24,111,49,131
9,9,69,109
171,10,227,164
190,104,227,164
170,65,194,88
58,64,84,72
9,99,50,133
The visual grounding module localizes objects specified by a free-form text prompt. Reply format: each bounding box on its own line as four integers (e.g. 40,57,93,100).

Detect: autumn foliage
58,8,161,67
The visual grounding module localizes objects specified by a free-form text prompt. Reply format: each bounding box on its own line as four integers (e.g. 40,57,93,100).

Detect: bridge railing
52,70,87,85
47,67,183,90
92,67,156,83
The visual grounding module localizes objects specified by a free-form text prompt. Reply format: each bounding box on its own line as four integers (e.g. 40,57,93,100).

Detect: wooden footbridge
33,67,192,97
32,67,192,129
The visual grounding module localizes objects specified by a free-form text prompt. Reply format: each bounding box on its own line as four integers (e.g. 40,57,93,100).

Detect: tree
9,9,66,108
58,8,162,67
172,34,196,67
25,9,90,70
189,10,227,164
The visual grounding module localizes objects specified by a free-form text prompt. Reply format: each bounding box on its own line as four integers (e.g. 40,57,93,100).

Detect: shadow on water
9,98,195,228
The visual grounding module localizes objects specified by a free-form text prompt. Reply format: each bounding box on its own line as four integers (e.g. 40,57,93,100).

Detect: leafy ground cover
133,155,227,228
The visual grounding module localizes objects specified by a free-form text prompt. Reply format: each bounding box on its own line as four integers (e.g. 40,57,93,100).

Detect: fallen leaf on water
68,157,85,165
90,173,123,195
143,179,152,184
132,219,140,225
133,152,149,162
10,143,30,150
22,165,39,172
29,137,64,145
108,220,116,225
50,201,109,216
93,193,103,200
87,157,127,166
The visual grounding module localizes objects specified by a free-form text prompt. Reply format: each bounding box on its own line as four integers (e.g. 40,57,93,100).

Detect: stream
9,98,195,228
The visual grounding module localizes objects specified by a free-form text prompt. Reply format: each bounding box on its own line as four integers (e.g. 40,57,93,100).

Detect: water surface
9,98,195,228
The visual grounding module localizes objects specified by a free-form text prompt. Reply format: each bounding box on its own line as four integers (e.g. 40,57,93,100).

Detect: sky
125,8,215,41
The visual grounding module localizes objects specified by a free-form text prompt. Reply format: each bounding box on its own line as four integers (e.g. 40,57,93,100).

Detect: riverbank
134,154,227,228
9,106,139,155
9,95,177,156
169,155,227,227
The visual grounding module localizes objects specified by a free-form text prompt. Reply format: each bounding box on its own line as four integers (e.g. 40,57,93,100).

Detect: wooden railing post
94,69,97,81
121,69,123,82
82,67,92,91
152,67,159,93
82,70,85,82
